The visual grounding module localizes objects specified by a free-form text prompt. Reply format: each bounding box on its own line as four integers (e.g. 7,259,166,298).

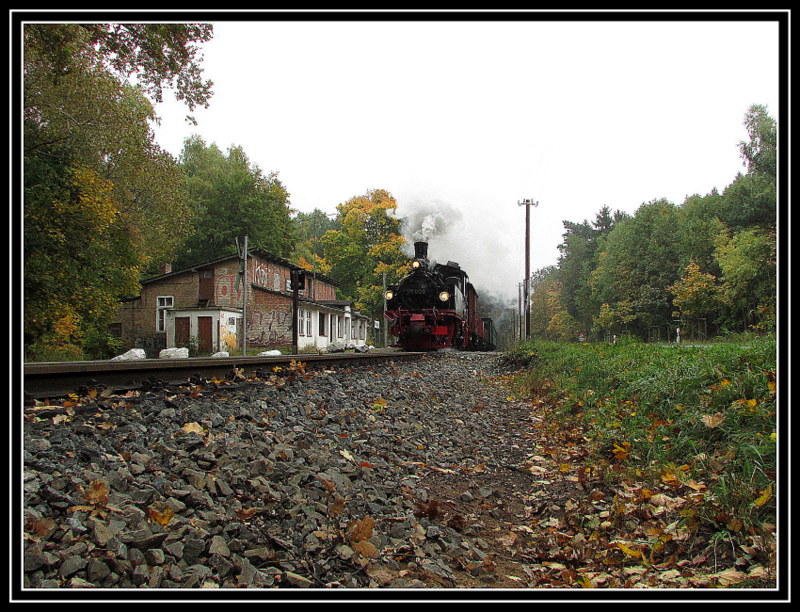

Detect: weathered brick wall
116,272,199,353
248,289,293,347
309,278,337,301
213,264,243,308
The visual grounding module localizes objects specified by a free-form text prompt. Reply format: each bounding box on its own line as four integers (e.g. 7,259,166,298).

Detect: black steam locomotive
384,241,496,351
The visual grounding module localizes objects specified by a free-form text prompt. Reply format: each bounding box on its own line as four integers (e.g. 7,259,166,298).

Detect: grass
505,333,778,537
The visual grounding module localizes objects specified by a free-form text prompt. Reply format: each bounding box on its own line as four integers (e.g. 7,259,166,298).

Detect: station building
113,248,371,356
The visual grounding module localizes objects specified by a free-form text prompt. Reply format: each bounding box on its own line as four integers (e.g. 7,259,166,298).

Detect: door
199,268,214,303
198,316,213,354
175,316,190,348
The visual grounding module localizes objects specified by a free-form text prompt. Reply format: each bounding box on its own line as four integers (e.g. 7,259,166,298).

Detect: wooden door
175,316,190,348
198,316,213,354
199,268,214,303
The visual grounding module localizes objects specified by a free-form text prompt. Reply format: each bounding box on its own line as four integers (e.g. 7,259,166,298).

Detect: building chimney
161,263,172,275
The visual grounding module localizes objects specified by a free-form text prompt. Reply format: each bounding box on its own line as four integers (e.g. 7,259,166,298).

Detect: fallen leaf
497,532,518,547
701,412,725,428
83,480,110,506
615,541,642,559
713,568,747,587
181,422,205,435
236,507,259,520
754,483,773,507
147,502,175,525
330,497,346,517
612,441,632,462
346,516,375,543
26,517,56,539
352,539,378,560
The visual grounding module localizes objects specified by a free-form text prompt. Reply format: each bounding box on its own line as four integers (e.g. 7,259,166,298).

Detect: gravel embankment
22,351,537,591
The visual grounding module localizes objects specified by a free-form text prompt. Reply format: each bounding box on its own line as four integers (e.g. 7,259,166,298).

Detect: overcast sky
151,13,782,301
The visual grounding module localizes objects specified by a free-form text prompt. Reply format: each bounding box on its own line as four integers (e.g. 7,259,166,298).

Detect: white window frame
156,296,173,332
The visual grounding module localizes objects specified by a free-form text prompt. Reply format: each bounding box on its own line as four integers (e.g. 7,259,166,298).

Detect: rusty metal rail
23,350,425,399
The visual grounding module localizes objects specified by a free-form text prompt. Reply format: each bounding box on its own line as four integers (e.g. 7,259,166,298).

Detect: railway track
23,349,425,400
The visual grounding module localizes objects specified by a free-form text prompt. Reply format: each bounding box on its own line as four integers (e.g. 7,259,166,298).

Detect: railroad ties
23,350,426,401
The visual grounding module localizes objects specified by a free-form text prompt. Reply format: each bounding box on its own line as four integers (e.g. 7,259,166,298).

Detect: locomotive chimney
414,241,429,260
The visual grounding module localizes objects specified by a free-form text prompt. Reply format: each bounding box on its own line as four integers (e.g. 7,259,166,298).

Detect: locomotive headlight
411,260,421,269
384,290,394,300
438,290,450,302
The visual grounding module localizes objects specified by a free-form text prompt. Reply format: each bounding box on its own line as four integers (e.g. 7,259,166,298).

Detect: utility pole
236,235,249,356
518,198,538,339
290,268,305,355
382,271,388,348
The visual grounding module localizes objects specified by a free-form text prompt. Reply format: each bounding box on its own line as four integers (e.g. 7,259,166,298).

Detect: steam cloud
400,199,463,248
395,197,517,303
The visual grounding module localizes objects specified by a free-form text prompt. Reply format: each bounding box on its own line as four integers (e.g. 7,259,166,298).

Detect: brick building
114,249,371,356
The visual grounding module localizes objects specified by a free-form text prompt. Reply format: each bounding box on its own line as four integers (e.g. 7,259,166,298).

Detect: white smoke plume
395,197,517,303
399,199,463,252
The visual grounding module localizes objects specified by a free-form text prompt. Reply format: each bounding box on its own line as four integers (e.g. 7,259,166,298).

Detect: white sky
151,14,782,301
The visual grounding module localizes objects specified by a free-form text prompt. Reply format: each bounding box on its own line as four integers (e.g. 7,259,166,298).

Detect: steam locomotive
384,241,496,351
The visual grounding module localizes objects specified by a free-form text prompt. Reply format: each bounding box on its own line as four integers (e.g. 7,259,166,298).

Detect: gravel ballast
21,351,538,591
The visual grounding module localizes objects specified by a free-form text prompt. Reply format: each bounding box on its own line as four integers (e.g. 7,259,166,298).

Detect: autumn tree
23,23,214,359
321,189,409,321
523,264,590,342
291,209,340,273
592,300,638,341
25,165,141,359
667,261,721,339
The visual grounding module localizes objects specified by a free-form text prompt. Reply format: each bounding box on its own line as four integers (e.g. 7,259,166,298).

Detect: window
319,312,327,336
156,296,173,332
306,310,313,337
298,309,306,336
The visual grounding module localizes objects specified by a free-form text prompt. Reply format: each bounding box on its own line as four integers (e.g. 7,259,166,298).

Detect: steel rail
23,350,425,399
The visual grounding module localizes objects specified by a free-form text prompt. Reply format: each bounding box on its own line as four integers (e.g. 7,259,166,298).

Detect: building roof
142,248,340,288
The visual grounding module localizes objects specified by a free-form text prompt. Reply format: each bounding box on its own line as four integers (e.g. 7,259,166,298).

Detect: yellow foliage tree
667,260,720,338
321,189,409,318
25,165,140,360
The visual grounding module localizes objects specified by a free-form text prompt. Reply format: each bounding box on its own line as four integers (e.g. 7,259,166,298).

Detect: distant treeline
527,104,776,343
